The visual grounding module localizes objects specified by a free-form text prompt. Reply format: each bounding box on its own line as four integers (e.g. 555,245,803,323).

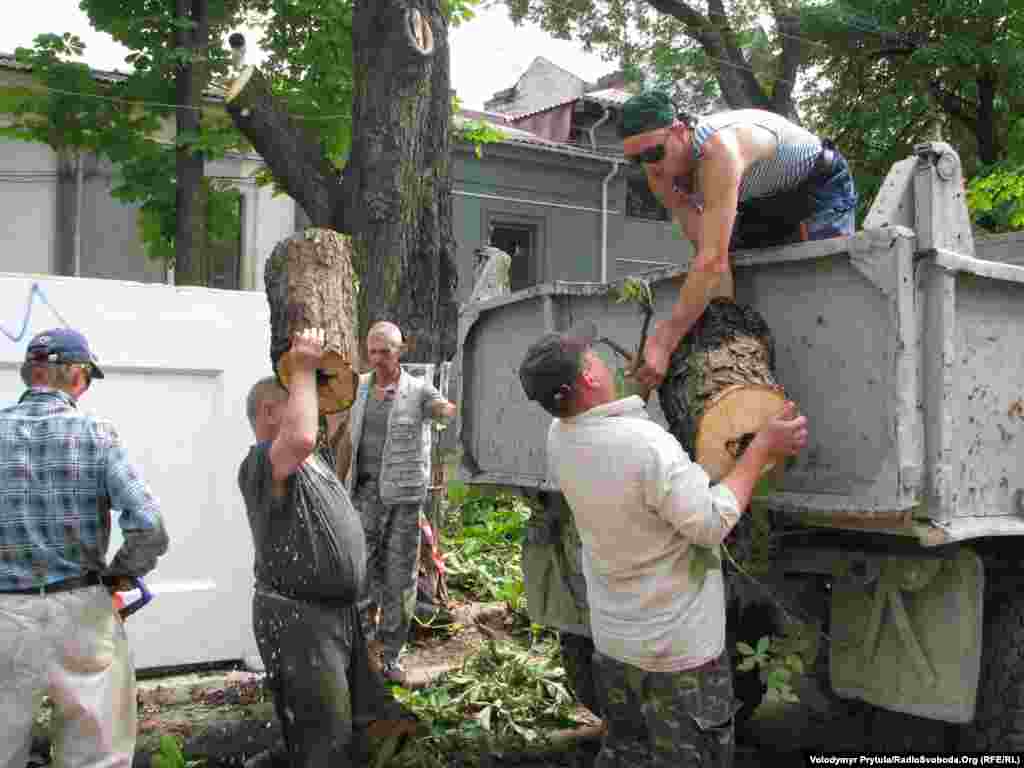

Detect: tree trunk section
658,297,786,482
225,67,344,230
264,229,361,415
349,0,458,363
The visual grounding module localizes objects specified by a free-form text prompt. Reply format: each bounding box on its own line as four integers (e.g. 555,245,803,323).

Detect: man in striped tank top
619,90,857,392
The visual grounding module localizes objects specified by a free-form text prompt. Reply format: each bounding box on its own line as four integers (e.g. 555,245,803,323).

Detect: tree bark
174,0,210,286
657,297,785,481
976,73,1001,166
226,1,458,365
264,229,361,415
348,0,457,364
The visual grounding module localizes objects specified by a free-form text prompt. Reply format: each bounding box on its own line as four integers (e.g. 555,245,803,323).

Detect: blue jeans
732,151,858,249
805,154,857,240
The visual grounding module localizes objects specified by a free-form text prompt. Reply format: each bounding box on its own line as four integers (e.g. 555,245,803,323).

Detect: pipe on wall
73,153,83,277
588,106,612,152
601,159,621,283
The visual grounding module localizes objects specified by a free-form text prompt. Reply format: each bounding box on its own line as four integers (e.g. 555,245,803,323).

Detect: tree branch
768,0,801,118
225,66,348,231
928,79,978,132
644,0,709,34
645,0,768,110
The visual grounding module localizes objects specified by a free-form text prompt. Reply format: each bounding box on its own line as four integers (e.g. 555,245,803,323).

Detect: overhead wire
4,1,944,124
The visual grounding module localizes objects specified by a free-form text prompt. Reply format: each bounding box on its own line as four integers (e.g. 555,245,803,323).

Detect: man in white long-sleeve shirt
518,323,808,768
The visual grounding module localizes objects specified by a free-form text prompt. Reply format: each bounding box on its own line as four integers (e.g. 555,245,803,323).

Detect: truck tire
960,591,1024,750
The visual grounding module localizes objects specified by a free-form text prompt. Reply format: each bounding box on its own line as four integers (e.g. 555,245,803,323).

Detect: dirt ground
30,600,872,767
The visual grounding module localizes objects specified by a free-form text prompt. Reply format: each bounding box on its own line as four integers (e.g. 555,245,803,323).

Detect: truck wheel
960,591,1024,750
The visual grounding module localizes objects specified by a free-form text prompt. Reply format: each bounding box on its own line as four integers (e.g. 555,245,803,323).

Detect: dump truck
456,142,1024,749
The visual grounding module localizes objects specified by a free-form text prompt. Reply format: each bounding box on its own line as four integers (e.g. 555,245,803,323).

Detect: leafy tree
503,0,806,119
968,117,1024,232
800,0,1024,215
2,4,249,283
82,0,249,283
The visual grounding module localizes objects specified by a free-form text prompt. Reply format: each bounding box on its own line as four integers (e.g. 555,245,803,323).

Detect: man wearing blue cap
0,327,169,767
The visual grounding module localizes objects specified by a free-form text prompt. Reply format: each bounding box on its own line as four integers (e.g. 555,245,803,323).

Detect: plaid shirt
0,388,168,592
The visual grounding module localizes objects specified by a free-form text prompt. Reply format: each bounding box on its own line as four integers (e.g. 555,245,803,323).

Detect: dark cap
25,328,105,379
619,89,676,138
519,323,597,416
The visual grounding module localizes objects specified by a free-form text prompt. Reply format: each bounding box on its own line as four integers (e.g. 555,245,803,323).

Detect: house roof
583,87,634,107
453,112,623,162
0,52,226,102
504,86,634,121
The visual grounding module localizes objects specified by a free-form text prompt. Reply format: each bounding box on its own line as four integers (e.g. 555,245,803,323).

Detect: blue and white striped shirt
0,388,167,591
692,109,822,203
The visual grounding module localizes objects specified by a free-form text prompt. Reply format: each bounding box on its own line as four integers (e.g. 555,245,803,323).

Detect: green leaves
968,119,1024,231
452,117,507,159
389,638,576,766
614,276,653,311
443,488,532,614
151,735,185,768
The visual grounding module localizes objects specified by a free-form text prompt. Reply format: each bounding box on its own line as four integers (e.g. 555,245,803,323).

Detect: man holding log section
519,324,808,767
240,230,416,766
240,334,417,767
619,90,857,392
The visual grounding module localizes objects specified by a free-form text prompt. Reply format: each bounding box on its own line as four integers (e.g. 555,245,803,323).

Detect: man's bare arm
269,328,324,488
633,136,743,391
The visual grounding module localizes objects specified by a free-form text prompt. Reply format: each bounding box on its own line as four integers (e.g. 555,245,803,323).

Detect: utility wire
8,1,949,123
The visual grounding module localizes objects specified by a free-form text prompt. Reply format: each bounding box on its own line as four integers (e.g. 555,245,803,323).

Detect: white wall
0,139,57,275
1,143,300,290
0,272,273,669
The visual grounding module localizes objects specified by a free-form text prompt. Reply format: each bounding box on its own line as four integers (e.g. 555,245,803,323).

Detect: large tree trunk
225,0,458,364
174,0,210,286
264,229,361,416
348,0,457,364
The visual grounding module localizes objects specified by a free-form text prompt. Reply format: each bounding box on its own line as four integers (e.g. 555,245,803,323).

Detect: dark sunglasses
626,144,666,165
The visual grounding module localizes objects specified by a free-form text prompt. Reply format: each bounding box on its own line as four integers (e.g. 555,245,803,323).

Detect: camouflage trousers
592,649,738,768
353,481,422,664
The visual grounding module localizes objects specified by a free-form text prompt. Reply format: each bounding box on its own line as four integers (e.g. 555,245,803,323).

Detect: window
626,176,669,222
487,218,543,292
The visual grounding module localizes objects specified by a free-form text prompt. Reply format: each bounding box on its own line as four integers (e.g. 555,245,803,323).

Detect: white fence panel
0,273,273,670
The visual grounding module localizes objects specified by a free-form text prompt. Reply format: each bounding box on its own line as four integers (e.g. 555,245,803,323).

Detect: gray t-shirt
356,394,393,480
238,442,366,603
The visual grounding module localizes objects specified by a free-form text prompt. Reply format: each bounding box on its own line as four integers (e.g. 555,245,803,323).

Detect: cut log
264,228,360,415
658,297,788,482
